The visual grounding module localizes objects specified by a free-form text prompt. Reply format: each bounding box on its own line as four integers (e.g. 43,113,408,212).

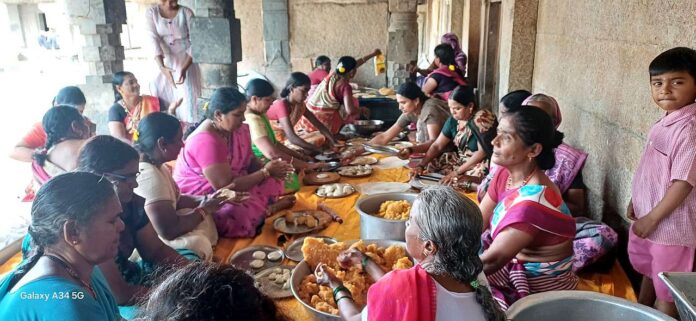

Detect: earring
72,240,78,245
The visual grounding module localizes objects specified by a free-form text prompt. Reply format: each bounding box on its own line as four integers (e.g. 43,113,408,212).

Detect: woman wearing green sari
244,79,324,193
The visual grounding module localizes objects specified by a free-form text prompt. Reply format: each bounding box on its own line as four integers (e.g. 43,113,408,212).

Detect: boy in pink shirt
628,47,696,317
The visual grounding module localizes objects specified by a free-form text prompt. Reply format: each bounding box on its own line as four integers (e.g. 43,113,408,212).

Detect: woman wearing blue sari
0,172,124,321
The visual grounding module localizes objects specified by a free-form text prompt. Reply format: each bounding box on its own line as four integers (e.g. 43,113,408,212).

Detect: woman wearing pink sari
315,186,504,321
478,108,577,310
173,88,294,238
145,0,202,124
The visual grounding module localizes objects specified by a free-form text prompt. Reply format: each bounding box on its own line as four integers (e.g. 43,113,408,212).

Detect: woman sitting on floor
108,71,182,143
244,78,325,193
315,186,504,321
299,53,379,135
421,44,467,99
134,112,248,261
76,135,188,319
478,107,577,310
136,261,286,321
267,72,338,154
0,172,123,321
31,106,92,186
174,87,295,238
368,82,450,147
11,86,95,162
404,86,497,192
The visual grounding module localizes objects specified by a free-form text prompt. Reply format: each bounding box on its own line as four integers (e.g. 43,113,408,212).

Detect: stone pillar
497,0,538,98
63,0,126,132
386,0,419,89
261,0,291,88
190,0,242,98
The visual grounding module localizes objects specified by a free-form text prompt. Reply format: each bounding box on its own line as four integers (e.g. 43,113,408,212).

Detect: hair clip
448,64,456,71
470,279,480,289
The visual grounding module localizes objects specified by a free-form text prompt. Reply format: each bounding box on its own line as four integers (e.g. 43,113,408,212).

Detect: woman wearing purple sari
173,88,295,238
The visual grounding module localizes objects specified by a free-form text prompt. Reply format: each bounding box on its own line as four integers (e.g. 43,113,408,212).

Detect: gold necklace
506,167,537,190
44,254,96,297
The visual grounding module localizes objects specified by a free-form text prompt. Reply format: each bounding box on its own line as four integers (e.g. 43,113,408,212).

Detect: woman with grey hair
315,186,504,321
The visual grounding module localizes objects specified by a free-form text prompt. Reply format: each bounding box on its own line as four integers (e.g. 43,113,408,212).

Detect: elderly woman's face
76,195,124,265
405,200,426,262
491,116,535,167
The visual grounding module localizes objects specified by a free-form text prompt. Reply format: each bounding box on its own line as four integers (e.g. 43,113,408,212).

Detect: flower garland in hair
448,64,456,71
202,102,210,113
132,129,140,142
337,62,346,74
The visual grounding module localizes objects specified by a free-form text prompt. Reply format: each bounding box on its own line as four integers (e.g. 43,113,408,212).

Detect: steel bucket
355,192,418,241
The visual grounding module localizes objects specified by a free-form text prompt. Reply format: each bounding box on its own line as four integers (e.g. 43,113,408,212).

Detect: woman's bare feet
267,195,296,216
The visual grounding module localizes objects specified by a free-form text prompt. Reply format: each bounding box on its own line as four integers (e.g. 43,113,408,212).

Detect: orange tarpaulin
0,155,636,319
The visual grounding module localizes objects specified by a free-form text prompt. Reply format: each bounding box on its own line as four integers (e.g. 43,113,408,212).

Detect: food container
659,272,696,321
355,192,418,241
290,239,408,321
347,120,384,136
507,291,676,321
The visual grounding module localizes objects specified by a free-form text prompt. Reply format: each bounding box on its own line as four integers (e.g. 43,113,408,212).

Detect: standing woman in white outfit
145,0,202,124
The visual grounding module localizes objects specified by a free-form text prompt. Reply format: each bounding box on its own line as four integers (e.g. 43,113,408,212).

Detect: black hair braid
34,106,84,166
7,244,44,292
475,286,506,321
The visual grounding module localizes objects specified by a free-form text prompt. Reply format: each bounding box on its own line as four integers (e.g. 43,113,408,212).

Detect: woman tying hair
368,82,449,146
267,72,338,153
404,86,497,191
134,112,248,260
478,108,577,310
315,186,504,321
76,136,188,319
136,262,287,321
108,71,182,143
174,87,295,238
421,44,467,99
299,51,381,135
11,86,95,162
31,106,92,187
0,172,123,321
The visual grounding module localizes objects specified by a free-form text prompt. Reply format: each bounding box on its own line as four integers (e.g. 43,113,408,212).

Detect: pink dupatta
427,66,467,100
366,265,436,321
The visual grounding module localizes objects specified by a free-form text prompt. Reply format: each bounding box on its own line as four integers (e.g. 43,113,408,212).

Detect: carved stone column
261,0,291,88
63,0,126,132
190,0,242,98
387,0,419,88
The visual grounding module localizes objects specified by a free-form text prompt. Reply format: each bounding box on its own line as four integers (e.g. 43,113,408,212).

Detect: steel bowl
355,192,418,241
290,239,408,321
507,291,677,321
348,120,385,136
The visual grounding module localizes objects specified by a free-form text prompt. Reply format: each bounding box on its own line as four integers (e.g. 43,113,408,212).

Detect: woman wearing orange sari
108,71,181,143
299,50,380,135
267,72,338,153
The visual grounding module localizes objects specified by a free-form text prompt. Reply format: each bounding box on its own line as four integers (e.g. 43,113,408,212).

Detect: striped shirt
632,103,696,246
